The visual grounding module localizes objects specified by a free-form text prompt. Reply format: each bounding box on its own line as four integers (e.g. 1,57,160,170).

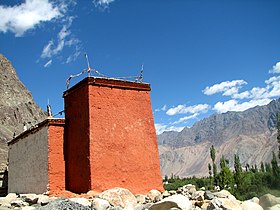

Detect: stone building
8,77,163,195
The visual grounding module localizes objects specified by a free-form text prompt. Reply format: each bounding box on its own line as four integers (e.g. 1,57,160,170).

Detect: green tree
234,154,243,190
271,151,279,177
265,162,272,173
261,162,265,173
210,145,218,186
208,163,212,177
219,155,234,190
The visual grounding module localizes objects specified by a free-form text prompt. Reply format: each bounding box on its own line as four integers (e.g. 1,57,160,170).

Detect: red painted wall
64,78,163,194
64,84,91,193
48,120,65,193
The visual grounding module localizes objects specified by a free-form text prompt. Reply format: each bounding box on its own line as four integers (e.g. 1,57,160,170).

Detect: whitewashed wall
8,125,49,194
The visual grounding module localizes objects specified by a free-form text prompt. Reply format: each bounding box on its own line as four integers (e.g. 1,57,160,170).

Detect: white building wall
8,125,49,194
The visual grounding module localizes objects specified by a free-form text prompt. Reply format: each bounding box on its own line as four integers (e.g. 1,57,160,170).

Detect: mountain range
158,99,280,177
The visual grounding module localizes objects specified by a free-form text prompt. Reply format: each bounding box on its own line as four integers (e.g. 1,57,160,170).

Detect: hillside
0,54,47,170
158,99,280,177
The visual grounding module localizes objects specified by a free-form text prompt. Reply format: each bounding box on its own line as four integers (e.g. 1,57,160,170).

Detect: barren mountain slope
158,99,280,177
0,54,47,170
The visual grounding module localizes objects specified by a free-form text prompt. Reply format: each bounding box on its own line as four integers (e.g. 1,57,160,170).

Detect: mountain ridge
0,54,47,170
158,99,280,177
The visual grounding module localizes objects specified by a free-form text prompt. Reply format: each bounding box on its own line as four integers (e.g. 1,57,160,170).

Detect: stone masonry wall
8,126,49,194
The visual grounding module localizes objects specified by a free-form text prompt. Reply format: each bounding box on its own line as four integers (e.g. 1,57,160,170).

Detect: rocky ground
0,185,279,210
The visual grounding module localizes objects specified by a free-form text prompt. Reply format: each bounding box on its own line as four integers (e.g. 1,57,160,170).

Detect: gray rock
99,187,137,208
268,204,280,210
149,194,192,210
162,191,171,198
21,207,36,210
207,198,242,210
241,200,263,210
92,197,111,210
69,197,91,207
147,190,162,203
36,198,91,210
204,191,215,200
169,190,177,195
149,201,180,210
260,194,280,209
135,195,146,204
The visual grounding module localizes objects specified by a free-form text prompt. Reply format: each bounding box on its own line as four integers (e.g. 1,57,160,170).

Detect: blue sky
1,0,280,134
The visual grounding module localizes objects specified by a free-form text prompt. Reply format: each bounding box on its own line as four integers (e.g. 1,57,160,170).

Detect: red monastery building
8,77,163,195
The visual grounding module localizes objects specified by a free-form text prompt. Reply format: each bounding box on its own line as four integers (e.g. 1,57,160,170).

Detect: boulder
162,191,171,198
241,200,263,210
207,198,242,210
213,190,236,201
37,198,91,210
37,195,54,206
191,190,205,201
204,191,215,200
21,207,36,210
182,184,196,195
92,198,111,210
99,187,137,208
135,195,146,204
169,190,177,195
70,197,91,207
259,194,280,209
149,194,192,210
21,194,39,205
267,204,280,210
147,189,162,203
149,200,182,210
250,197,260,204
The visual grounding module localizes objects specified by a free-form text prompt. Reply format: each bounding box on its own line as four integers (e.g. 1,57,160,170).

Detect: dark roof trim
63,77,151,97
8,118,65,146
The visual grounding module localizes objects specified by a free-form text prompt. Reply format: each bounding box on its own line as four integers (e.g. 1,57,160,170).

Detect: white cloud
41,16,81,62
66,46,81,64
93,0,115,9
0,0,62,36
166,104,210,116
155,105,167,112
172,113,198,125
269,62,280,74
43,59,52,68
155,123,184,135
213,98,271,113
203,80,247,96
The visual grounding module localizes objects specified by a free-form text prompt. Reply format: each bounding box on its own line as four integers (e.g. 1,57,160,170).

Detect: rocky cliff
0,54,47,170
158,99,280,177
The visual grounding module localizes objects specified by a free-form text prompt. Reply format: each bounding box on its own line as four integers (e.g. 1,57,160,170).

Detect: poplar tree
210,145,218,186
219,155,234,190
234,154,242,189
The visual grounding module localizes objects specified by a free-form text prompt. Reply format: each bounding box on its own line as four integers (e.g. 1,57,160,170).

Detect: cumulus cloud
93,0,116,9
43,59,52,68
166,104,210,116
155,123,184,135
172,113,198,125
213,99,271,113
0,0,62,36
269,62,280,74
203,80,247,96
